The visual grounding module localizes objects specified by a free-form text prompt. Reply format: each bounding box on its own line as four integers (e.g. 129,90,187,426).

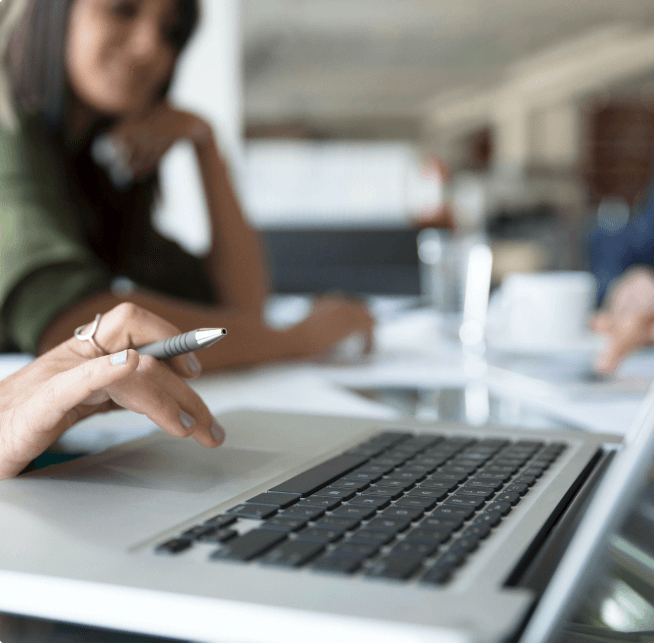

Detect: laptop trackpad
56,442,281,494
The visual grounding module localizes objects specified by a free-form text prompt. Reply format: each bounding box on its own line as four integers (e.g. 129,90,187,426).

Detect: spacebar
269,454,369,496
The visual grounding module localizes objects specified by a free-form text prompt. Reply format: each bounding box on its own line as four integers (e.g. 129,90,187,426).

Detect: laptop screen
521,386,654,641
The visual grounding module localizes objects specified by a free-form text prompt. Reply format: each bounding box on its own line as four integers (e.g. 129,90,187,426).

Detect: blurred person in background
0,0,373,370
589,185,654,372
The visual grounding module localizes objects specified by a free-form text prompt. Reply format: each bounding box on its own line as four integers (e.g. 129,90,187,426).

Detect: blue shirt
589,198,654,303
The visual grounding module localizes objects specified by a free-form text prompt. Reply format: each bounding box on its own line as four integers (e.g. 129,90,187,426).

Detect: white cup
498,272,596,347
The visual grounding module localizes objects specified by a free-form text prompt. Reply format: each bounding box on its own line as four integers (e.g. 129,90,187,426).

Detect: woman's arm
37,289,374,372
193,124,268,316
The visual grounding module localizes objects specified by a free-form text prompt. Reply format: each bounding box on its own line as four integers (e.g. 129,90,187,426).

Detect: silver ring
74,313,104,353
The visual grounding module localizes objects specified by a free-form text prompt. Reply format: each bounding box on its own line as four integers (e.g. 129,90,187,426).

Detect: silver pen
137,328,227,359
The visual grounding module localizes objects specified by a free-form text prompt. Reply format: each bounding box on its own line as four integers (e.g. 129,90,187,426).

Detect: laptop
0,387,651,643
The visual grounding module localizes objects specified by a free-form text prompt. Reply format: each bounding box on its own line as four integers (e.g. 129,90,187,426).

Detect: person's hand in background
293,294,375,359
92,101,210,186
593,268,654,373
0,304,224,480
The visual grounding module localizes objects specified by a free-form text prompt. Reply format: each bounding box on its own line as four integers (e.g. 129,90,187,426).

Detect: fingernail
210,421,225,443
187,354,202,374
111,350,128,366
179,410,195,430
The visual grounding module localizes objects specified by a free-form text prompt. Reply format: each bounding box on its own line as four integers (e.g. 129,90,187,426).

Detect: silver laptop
0,388,651,643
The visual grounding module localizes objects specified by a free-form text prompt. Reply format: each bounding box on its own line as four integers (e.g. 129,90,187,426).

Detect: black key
434,549,467,568
462,524,491,540
522,467,544,478
504,483,529,495
407,435,442,449
419,516,462,532
374,479,414,491
398,465,433,476
365,517,411,534
260,541,324,567
363,487,403,500
450,536,479,553
457,451,491,462
394,496,438,510
492,458,526,468
404,528,450,546
331,505,377,520
312,488,356,501
530,459,551,469
380,506,424,521
485,501,512,516
473,513,502,528
347,495,390,510
347,530,395,546
155,538,192,555
181,525,219,540
204,515,237,528
420,479,458,491
387,541,439,559
431,505,475,519
420,565,452,585
211,530,286,562
443,495,486,509
296,497,341,511
494,492,521,505
277,506,325,520
313,516,361,531
370,456,406,468
513,475,536,487
311,556,361,575
410,458,446,470
343,471,382,483
198,528,238,544
328,480,369,492
294,528,343,544
449,459,483,469
483,465,518,476
407,488,448,501
329,542,379,560
355,463,394,475
431,471,467,483
458,486,495,499
467,477,504,491
475,471,511,482
245,492,300,508
260,517,307,533
365,557,421,580
515,440,544,449
269,454,369,497
438,465,476,476
227,504,277,520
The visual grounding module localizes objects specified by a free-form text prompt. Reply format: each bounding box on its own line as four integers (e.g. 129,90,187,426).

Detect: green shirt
0,120,216,353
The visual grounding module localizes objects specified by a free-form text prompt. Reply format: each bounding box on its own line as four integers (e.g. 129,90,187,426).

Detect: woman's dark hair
3,0,200,272
6,0,200,127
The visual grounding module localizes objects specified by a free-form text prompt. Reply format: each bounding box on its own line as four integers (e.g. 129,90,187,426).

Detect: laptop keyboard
155,431,567,585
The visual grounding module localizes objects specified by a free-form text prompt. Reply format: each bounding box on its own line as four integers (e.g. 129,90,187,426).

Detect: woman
0,303,224,480
0,0,373,368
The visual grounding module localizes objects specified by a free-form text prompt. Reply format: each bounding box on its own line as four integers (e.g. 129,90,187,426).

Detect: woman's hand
100,102,210,181
0,303,224,480
292,294,375,358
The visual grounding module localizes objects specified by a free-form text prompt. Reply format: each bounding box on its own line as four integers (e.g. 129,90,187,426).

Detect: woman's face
65,0,181,116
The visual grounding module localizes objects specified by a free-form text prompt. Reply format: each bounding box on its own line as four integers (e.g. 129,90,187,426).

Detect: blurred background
155,0,654,297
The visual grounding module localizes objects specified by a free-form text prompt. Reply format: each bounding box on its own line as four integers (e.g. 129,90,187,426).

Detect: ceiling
241,0,654,138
